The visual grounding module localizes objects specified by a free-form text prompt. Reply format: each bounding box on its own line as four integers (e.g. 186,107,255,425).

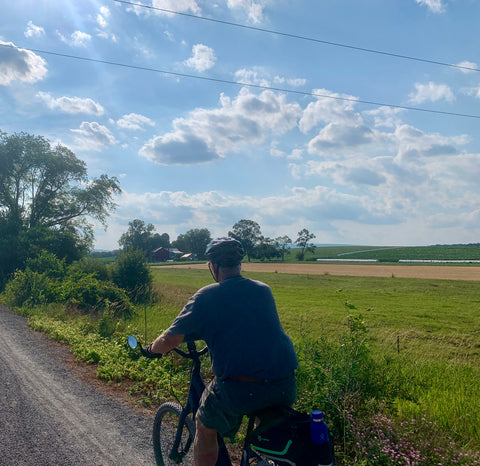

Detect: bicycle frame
170,341,233,465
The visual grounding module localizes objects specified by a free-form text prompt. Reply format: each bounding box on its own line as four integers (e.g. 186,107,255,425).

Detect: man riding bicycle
145,237,298,466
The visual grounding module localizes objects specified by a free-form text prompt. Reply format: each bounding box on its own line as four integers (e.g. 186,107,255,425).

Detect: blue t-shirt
166,275,298,380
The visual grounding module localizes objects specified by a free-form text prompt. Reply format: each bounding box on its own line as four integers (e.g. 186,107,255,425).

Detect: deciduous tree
0,130,120,288
229,219,262,262
295,228,316,261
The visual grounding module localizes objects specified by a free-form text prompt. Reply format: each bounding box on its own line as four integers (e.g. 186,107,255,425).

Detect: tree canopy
228,219,262,262
118,219,169,258
172,228,212,259
0,130,120,288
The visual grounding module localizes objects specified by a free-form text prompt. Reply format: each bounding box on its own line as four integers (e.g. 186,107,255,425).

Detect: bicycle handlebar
127,335,208,359
173,344,208,359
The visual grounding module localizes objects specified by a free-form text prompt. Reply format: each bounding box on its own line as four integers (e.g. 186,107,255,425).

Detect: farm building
152,247,183,262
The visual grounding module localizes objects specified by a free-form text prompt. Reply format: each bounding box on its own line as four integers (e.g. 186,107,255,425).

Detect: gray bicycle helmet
205,237,245,267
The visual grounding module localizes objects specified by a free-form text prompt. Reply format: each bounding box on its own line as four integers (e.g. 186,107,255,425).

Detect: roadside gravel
0,304,156,466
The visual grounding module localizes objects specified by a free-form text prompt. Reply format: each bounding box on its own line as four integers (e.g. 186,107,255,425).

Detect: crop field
156,261,480,280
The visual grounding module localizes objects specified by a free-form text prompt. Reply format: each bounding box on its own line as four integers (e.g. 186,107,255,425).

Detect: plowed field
161,262,480,281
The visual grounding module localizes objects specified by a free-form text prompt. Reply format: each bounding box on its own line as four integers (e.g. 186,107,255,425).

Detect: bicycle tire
153,402,195,465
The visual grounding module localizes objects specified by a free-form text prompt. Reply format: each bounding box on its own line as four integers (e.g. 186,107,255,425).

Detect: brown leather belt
229,373,294,383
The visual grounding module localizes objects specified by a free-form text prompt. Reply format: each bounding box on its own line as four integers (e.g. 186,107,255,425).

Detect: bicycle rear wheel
153,401,195,465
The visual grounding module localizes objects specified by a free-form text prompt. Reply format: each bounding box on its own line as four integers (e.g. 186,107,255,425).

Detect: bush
3,268,55,308
25,250,67,280
111,249,152,303
58,273,134,318
68,257,110,281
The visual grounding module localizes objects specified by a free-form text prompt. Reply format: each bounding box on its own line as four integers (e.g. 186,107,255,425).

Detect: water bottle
310,410,329,445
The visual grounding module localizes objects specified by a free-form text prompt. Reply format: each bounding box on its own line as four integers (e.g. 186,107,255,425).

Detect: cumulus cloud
0,41,47,85
409,81,455,104
71,121,117,151
140,87,302,164
37,92,104,115
140,133,219,165
117,113,155,130
227,0,267,23
299,89,360,133
24,21,45,38
184,44,216,72
58,30,92,47
308,123,375,154
415,0,445,13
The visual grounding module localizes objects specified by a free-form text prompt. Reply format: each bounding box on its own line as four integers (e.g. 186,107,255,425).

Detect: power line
114,0,480,73
4,43,480,119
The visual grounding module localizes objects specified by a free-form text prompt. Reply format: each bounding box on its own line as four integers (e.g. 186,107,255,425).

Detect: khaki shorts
197,374,297,439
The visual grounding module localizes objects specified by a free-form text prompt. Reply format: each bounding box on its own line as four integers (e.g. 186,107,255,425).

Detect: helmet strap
208,261,219,282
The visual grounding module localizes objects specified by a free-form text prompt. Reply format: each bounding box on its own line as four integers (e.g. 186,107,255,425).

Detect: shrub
68,257,109,281
58,274,134,318
25,250,67,280
3,268,55,308
111,249,152,303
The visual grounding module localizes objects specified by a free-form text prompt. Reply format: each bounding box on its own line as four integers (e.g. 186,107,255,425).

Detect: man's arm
150,331,184,355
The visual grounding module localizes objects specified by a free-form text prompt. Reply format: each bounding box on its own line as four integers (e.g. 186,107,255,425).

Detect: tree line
118,218,317,263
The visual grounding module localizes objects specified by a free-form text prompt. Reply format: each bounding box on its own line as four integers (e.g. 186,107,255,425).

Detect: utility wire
114,0,480,73
4,43,480,119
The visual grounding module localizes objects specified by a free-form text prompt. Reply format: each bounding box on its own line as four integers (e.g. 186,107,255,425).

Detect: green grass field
138,267,480,457
294,244,480,262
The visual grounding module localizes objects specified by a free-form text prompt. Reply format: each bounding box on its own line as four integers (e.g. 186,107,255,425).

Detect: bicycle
127,335,334,466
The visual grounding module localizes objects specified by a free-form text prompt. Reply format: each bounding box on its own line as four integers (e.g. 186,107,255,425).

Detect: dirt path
0,305,155,466
159,262,480,281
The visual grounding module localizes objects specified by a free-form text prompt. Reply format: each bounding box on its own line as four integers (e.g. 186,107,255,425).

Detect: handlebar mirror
127,335,138,349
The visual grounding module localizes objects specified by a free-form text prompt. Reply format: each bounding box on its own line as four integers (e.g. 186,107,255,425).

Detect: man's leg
194,415,218,466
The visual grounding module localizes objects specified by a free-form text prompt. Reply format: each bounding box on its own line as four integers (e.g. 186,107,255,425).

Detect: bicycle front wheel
153,402,196,465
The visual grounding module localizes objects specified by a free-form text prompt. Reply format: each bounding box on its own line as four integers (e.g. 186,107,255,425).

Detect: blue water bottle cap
311,410,324,421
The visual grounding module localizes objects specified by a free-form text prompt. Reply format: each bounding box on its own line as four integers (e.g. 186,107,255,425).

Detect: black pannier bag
247,407,335,466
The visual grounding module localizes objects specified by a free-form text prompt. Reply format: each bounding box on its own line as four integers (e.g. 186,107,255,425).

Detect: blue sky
2,0,480,250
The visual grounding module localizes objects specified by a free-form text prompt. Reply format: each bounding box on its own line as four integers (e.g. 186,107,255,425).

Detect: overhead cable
3,43,480,119
114,0,480,73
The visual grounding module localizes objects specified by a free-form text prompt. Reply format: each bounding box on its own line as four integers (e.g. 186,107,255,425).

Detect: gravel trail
0,305,156,466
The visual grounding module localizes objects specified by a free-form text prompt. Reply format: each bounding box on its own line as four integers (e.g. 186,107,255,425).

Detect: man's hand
140,343,163,359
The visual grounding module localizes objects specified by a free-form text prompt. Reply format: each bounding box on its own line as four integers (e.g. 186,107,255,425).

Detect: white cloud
0,41,47,85
117,113,155,130
415,0,445,13
307,123,376,154
465,85,480,99
363,106,406,128
227,0,267,23
235,68,271,87
299,89,360,133
24,21,45,38
273,76,307,87
139,87,302,164
58,30,92,47
184,44,216,72
408,81,455,104
130,0,200,16
37,92,104,115
270,141,303,160
456,61,478,73
71,121,117,151
234,68,306,88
